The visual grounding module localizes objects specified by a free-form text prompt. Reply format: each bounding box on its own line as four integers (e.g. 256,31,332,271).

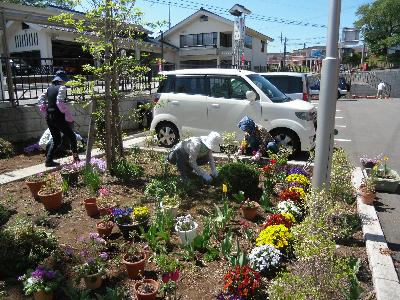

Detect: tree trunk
85,98,98,165
104,0,113,169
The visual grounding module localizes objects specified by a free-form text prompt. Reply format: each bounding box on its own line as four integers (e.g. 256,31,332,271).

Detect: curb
354,167,400,300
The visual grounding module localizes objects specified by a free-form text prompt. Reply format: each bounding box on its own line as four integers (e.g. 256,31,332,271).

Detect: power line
143,0,328,29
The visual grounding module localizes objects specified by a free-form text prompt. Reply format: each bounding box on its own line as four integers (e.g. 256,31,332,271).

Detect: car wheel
271,128,300,153
156,122,179,148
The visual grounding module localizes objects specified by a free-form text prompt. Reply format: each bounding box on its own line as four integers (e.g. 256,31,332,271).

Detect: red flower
279,189,302,205
270,159,277,164
223,265,260,297
261,213,294,229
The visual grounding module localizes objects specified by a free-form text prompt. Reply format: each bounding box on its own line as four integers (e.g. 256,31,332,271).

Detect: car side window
209,77,230,98
157,75,175,93
230,77,253,100
174,76,206,95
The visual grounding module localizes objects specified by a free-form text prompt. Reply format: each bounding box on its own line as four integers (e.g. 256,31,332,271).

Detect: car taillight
303,92,309,101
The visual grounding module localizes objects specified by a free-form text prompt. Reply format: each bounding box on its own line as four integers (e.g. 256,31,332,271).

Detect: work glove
202,174,213,183
251,151,262,162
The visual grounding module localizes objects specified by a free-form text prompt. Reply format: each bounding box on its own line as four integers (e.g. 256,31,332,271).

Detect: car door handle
211,103,220,108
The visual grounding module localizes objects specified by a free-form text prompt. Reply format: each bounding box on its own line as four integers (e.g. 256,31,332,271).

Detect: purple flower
45,271,56,279
216,293,245,300
99,252,108,260
288,167,310,178
64,245,74,256
89,232,100,240
24,143,41,154
18,275,25,281
31,266,46,279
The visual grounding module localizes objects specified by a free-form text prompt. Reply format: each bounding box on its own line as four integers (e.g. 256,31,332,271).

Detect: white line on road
335,116,344,119
334,138,352,142
335,125,347,128
336,109,341,112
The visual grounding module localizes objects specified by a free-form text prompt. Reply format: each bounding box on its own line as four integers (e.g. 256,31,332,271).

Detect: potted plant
134,279,159,300
60,162,83,186
113,205,150,239
97,187,117,216
26,172,47,200
37,174,63,211
160,195,180,217
155,254,180,300
359,175,376,205
360,154,381,169
122,245,146,279
372,156,400,193
73,233,108,290
175,214,198,245
18,266,62,300
240,199,260,221
84,197,99,217
96,215,114,238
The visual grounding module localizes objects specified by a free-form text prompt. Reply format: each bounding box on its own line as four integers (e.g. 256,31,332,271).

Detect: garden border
353,167,400,300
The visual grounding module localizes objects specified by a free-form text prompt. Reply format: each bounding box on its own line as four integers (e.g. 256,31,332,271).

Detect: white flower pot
175,222,198,245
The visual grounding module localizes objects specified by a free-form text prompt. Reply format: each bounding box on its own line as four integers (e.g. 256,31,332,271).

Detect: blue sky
134,0,372,53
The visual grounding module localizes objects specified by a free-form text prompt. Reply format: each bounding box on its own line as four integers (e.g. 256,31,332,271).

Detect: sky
133,0,373,53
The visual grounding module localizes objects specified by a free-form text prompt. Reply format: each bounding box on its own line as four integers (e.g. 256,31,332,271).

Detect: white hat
201,131,222,152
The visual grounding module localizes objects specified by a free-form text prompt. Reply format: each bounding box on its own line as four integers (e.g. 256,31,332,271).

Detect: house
159,8,273,71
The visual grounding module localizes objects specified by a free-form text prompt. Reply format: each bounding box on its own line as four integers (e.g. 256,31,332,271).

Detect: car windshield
246,74,291,103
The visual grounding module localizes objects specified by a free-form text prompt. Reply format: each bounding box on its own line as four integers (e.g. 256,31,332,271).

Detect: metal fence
0,57,175,105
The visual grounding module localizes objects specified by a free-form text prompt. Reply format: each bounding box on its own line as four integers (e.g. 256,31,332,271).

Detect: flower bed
0,148,374,299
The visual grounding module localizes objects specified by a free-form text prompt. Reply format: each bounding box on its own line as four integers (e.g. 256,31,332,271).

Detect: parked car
308,74,348,99
259,72,311,102
10,59,33,75
151,68,317,153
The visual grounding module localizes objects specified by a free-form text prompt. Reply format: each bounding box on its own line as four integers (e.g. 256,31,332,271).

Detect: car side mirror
246,91,257,102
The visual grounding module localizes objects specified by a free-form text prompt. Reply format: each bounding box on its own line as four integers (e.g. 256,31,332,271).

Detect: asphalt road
316,97,400,278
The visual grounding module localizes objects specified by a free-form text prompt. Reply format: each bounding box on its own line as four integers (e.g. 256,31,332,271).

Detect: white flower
249,245,281,272
277,200,301,218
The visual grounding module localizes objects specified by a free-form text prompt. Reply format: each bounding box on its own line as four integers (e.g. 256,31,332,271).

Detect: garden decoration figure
166,131,222,183
38,70,80,167
237,116,278,161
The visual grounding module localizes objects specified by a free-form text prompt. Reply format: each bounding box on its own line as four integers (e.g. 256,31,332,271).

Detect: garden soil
0,152,375,300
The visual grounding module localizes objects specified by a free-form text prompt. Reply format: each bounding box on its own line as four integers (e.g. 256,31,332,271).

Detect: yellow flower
222,184,228,194
384,156,389,161
282,212,296,224
256,224,292,249
240,140,248,148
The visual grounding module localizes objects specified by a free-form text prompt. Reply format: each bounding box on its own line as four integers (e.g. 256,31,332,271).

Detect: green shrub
0,138,14,159
83,165,102,194
111,159,144,183
217,161,260,197
0,204,12,227
0,217,58,275
330,148,356,204
144,176,185,201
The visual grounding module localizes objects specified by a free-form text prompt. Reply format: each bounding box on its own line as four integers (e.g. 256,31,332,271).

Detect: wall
372,70,400,98
0,94,152,142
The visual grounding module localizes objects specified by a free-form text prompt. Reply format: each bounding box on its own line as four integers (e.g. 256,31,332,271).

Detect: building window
220,33,232,47
180,32,217,48
244,34,252,49
261,40,265,52
22,22,29,30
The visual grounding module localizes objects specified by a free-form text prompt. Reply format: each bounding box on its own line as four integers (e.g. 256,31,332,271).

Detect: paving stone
373,278,400,300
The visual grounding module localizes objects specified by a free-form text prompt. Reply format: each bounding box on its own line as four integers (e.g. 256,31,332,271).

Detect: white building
159,8,273,71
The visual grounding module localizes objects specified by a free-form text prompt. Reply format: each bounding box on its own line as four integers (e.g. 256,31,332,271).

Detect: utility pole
312,0,341,188
283,37,287,70
160,31,164,61
0,11,15,106
168,1,171,29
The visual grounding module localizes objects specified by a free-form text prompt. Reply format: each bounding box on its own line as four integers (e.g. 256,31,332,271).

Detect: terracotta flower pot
84,198,99,217
33,291,53,300
359,188,375,205
26,180,46,200
38,189,63,211
241,205,259,221
98,206,113,217
83,273,103,289
123,252,146,279
134,279,159,300
96,220,114,238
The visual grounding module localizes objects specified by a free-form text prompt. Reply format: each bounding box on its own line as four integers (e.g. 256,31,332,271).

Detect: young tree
50,0,158,169
355,0,400,55
6,0,78,9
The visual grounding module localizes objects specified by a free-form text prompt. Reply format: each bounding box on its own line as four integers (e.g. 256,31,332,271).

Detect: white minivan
150,68,317,152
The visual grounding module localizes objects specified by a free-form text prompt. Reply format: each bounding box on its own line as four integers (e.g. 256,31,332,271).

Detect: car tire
271,128,300,154
155,122,180,148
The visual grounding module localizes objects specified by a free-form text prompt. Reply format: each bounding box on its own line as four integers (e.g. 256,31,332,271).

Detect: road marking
334,138,351,142
335,116,343,119
336,109,341,112
335,125,347,128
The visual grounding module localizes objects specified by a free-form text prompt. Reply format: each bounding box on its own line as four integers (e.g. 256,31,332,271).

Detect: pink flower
98,187,109,196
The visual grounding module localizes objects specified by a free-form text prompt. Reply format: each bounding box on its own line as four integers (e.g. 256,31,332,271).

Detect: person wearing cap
237,116,278,161
166,131,222,183
38,70,79,167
